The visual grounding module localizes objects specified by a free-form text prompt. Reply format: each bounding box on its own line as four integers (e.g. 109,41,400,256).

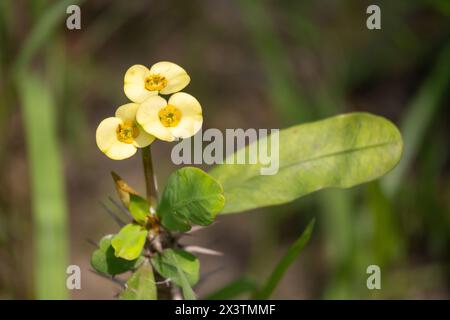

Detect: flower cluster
96,62,203,160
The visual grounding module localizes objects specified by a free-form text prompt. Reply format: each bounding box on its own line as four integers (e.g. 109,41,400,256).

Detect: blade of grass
12,0,87,299
13,0,83,73
205,277,257,300
237,0,316,286
17,71,69,299
382,42,450,196
237,0,313,124
366,181,403,266
252,219,315,300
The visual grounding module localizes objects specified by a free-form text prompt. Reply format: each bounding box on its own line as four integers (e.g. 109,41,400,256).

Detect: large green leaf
210,112,403,214
128,194,149,225
111,224,147,261
157,167,225,232
119,260,157,300
252,219,315,299
151,249,199,300
91,235,143,276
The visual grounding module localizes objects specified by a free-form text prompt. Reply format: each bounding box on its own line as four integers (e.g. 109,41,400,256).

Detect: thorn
155,278,171,286
173,232,196,240
171,286,183,300
184,246,224,256
108,196,133,219
187,223,216,234
187,225,206,233
100,201,127,227
86,238,99,248
174,226,207,239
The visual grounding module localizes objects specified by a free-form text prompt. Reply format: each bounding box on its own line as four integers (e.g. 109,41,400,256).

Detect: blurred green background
0,0,449,299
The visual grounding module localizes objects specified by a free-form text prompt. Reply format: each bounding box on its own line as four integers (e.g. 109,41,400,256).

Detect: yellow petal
96,117,138,160
168,92,203,139
115,103,139,122
115,103,155,147
96,117,122,153
105,142,137,160
124,64,157,103
133,125,155,148
150,61,190,95
136,95,175,142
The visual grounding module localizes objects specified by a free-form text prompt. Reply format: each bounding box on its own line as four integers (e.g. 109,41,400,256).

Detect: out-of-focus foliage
0,0,449,299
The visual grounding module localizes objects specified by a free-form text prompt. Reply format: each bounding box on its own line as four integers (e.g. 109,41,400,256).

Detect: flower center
116,120,139,144
145,74,168,91
158,105,182,127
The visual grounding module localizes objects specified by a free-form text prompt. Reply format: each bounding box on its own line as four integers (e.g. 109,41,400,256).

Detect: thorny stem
141,145,177,300
141,145,158,208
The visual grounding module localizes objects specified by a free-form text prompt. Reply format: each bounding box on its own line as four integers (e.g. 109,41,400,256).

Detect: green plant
90,62,403,300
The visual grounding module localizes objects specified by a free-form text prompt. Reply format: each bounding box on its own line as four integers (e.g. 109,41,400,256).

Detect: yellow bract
96,103,155,160
136,92,203,142
97,62,202,160
124,62,190,103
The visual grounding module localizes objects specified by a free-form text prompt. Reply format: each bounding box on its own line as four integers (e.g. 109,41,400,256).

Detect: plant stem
141,145,158,209
141,145,176,300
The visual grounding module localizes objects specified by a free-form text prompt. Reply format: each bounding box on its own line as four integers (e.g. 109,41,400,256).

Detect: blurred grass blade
17,71,69,299
382,42,450,195
13,0,83,73
237,0,312,124
205,277,257,300
366,182,403,266
252,219,315,300
427,0,450,17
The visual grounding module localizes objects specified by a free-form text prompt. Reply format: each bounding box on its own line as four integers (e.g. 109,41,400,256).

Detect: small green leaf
151,248,199,300
90,235,143,276
119,260,157,300
210,113,403,214
253,219,315,299
111,224,147,261
129,194,149,225
157,167,225,232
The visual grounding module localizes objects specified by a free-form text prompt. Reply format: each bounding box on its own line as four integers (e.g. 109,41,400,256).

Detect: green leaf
119,260,157,300
151,248,199,300
253,219,315,299
210,112,403,214
111,224,147,261
91,235,143,276
128,194,149,225
157,167,225,232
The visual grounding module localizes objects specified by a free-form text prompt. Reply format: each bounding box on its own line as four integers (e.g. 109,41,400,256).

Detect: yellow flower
124,62,190,103
136,92,202,142
96,103,155,160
